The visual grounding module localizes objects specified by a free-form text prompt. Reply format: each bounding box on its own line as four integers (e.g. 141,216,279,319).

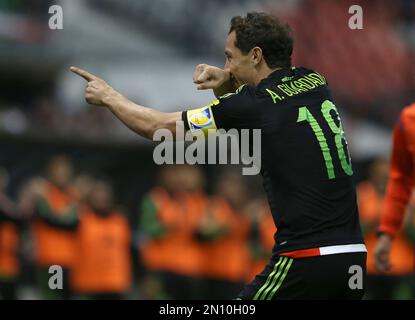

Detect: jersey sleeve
379,113,414,237
181,85,258,135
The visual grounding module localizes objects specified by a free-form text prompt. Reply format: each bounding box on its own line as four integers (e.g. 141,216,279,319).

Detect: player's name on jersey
266,72,327,103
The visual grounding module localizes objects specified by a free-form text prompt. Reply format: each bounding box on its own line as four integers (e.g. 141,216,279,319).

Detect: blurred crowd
0,98,132,143
1,153,415,300
0,155,275,300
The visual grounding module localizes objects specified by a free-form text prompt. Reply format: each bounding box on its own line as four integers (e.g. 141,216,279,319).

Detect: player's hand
374,233,392,272
70,66,116,106
193,64,231,90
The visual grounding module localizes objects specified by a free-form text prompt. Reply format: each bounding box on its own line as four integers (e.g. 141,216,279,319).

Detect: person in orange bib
32,155,79,299
71,180,132,299
138,165,207,299
194,170,251,299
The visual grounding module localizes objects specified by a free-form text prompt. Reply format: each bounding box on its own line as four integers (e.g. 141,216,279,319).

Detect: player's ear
251,47,263,66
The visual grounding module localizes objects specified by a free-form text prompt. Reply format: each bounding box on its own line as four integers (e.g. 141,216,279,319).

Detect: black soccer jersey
182,66,364,254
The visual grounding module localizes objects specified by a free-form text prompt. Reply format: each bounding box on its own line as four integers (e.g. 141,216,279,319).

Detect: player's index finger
70,66,96,81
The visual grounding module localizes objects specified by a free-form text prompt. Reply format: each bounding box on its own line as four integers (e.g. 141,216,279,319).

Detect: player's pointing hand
70,66,97,81
70,66,116,106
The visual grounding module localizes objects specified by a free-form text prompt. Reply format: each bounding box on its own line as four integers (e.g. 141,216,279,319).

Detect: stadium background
1,0,415,299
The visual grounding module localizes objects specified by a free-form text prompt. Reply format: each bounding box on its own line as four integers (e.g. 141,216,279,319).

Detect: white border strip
319,244,367,256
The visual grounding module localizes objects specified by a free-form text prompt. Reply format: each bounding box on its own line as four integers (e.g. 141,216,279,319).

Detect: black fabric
0,280,18,300
183,66,364,255
238,252,366,300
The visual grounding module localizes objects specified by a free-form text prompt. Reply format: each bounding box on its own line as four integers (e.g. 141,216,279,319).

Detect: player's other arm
375,114,414,272
193,64,237,98
380,117,414,236
70,66,182,140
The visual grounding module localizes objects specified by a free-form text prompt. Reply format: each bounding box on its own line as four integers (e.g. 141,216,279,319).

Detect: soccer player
374,104,415,274
71,12,366,299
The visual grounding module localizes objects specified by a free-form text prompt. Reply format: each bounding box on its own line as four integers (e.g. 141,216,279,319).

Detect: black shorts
238,252,366,300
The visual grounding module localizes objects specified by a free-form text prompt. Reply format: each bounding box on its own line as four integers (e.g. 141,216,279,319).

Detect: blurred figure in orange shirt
32,155,79,299
245,197,276,283
374,105,415,299
0,168,22,300
138,165,204,299
71,180,132,299
177,165,210,277
359,158,414,299
0,170,39,299
194,170,251,299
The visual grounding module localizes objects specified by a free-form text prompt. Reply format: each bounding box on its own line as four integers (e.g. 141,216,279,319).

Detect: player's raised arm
70,66,182,140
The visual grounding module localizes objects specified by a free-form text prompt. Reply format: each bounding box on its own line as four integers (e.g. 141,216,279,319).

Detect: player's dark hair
229,12,293,68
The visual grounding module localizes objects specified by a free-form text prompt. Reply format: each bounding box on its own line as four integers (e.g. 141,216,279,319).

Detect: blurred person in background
375,104,415,289
70,179,132,300
0,169,39,299
14,176,45,299
244,196,275,283
73,173,95,205
374,104,415,296
358,158,414,299
138,165,200,299
0,168,22,299
175,164,212,299
194,169,251,299
32,155,79,299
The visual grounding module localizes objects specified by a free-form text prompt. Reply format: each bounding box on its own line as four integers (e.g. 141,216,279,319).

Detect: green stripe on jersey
254,256,285,300
268,258,293,300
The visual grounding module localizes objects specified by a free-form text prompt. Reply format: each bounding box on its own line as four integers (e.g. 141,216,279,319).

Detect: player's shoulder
218,84,255,100
400,102,415,120
216,84,258,109
396,103,415,135
294,66,329,85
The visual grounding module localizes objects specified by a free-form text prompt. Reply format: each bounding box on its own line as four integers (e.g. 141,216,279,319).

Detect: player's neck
253,65,283,87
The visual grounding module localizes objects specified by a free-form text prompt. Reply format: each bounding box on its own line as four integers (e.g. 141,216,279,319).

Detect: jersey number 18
297,100,353,180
